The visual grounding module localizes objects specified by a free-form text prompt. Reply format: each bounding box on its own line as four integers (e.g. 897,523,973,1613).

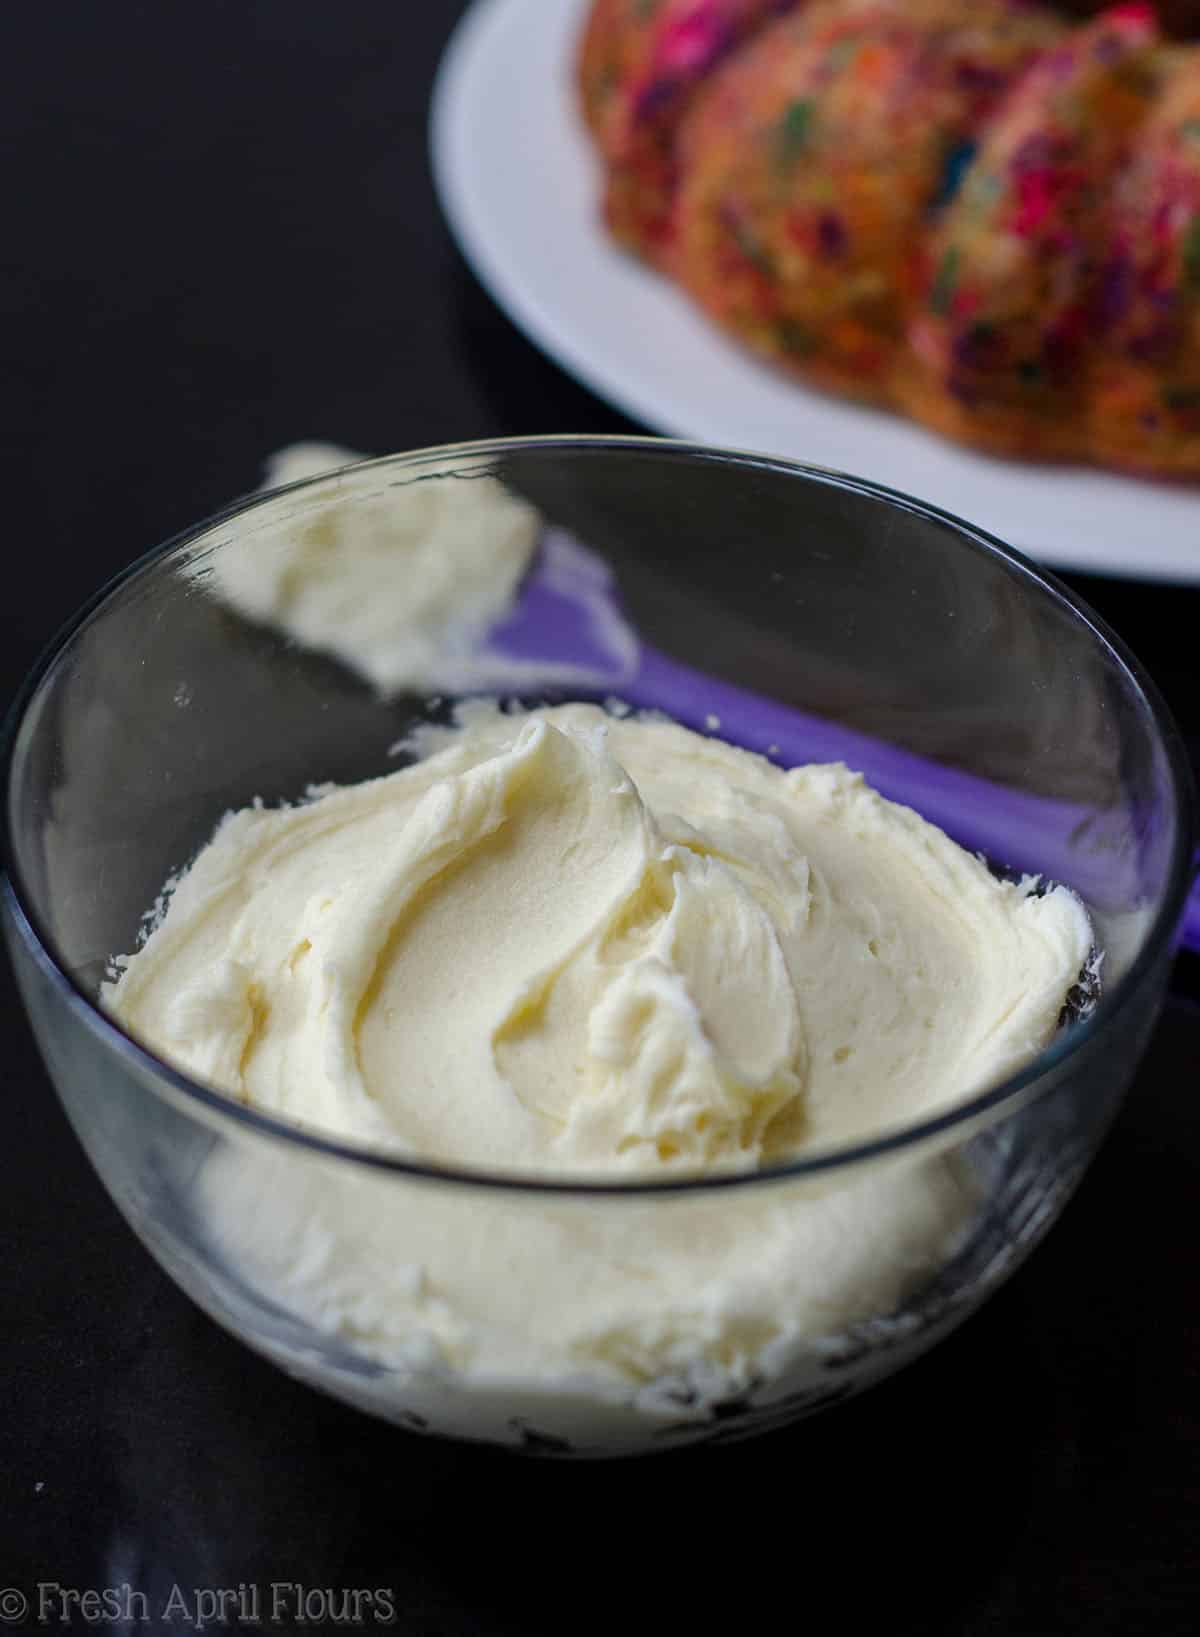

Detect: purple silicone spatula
256,450,1197,955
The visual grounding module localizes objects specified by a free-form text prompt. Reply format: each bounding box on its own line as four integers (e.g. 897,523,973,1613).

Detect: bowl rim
3,433,1196,1197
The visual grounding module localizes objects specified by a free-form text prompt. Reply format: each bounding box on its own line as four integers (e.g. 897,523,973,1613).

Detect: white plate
431,0,1200,581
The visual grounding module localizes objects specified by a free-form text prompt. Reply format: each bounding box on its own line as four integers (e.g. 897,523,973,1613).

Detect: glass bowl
3,437,1194,1457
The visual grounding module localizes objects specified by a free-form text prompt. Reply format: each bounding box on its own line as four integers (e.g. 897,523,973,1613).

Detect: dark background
1,4,1197,1633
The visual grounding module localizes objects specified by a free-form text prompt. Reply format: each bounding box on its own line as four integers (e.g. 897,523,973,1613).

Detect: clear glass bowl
3,437,1194,1457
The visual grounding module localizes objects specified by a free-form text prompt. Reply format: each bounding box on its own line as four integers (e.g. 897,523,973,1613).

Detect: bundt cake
578,1,804,260
1087,45,1200,470
898,7,1162,457
671,0,1064,401
577,0,1200,476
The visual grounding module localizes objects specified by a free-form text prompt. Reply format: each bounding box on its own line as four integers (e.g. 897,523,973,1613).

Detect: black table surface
2,5,1197,1633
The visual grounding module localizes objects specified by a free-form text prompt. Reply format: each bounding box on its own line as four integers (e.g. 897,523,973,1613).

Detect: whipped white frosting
103,705,1091,1415
106,704,1090,1175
